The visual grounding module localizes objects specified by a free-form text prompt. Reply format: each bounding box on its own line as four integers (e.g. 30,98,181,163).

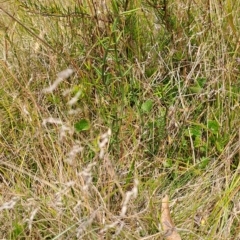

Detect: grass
0,0,239,239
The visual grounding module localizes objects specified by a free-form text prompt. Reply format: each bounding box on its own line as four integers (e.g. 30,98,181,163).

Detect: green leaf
198,157,210,169
196,77,206,88
189,77,206,93
189,86,203,93
74,119,90,132
207,120,219,135
141,100,153,113
188,125,202,137
163,158,173,168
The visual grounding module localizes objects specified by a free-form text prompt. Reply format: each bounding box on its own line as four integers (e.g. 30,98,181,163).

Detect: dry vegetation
0,0,240,239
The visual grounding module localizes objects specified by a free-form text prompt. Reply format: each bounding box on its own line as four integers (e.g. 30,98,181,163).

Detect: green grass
0,0,239,239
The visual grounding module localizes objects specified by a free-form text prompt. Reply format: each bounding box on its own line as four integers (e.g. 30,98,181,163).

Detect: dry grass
0,0,240,239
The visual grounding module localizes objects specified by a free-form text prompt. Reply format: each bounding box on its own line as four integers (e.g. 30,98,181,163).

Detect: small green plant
74,119,91,132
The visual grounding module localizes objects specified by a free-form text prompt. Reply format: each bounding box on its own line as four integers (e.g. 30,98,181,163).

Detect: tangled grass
0,0,239,239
